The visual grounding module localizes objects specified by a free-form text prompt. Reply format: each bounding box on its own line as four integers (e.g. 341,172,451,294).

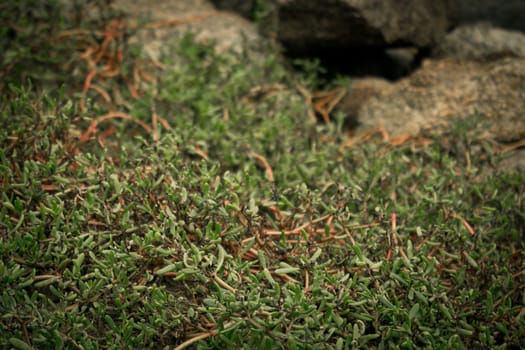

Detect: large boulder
347,56,525,143
339,23,525,142
112,0,265,60
212,0,459,54
268,0,459,54
458,0,525,33
432,22,525,60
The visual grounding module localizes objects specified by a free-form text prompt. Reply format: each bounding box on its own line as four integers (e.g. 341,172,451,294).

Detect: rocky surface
271,0,459,54
432,22,525,60
112,0,265,60
112,0,525,173
458,0,525,32
342,21,525,142
350,57,525,142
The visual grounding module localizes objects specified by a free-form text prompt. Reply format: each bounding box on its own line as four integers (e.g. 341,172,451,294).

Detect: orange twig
249,152,274,182
498,138,525,153
80,112,152,143
296,84,316,123
392,212,397,231
304,270,310,293
174,321,235,350
80,69,97,110
451,214,475,236
89,83,111,104
263,214,332,236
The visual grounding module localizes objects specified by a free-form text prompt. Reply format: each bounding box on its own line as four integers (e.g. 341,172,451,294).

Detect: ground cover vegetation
0,1,524,349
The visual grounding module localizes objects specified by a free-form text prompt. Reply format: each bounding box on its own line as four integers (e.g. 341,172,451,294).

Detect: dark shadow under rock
292,47,422,82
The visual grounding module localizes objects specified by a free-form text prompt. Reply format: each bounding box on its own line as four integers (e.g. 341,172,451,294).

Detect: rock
457,0,525,33
433,22,525,60
351,57,525,142
112,0,266,60
496,149,525,174
207,0,451,80
271,0,459,55
208,0,258,19
336,77,394,126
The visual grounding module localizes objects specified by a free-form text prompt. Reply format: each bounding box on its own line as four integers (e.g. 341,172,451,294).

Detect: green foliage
0,2,524,349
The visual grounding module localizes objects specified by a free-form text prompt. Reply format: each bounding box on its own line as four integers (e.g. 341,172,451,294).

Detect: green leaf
155,264,177,275
9,338,32,350
408,303,420,321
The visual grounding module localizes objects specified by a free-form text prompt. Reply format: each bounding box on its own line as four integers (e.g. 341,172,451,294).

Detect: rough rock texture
271,0,459,54
345,23,525,142
352,57,525,142
495,149,525,174
209,0,258,19
112,0,265,60
458,0,525,33
433,22,525,60
337,77,394,124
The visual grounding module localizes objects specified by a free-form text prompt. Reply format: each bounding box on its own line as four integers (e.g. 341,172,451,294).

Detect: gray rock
271,0,459,54
352,57,525,142
457,0,525,33
433,22,525,60
112,0,266,60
